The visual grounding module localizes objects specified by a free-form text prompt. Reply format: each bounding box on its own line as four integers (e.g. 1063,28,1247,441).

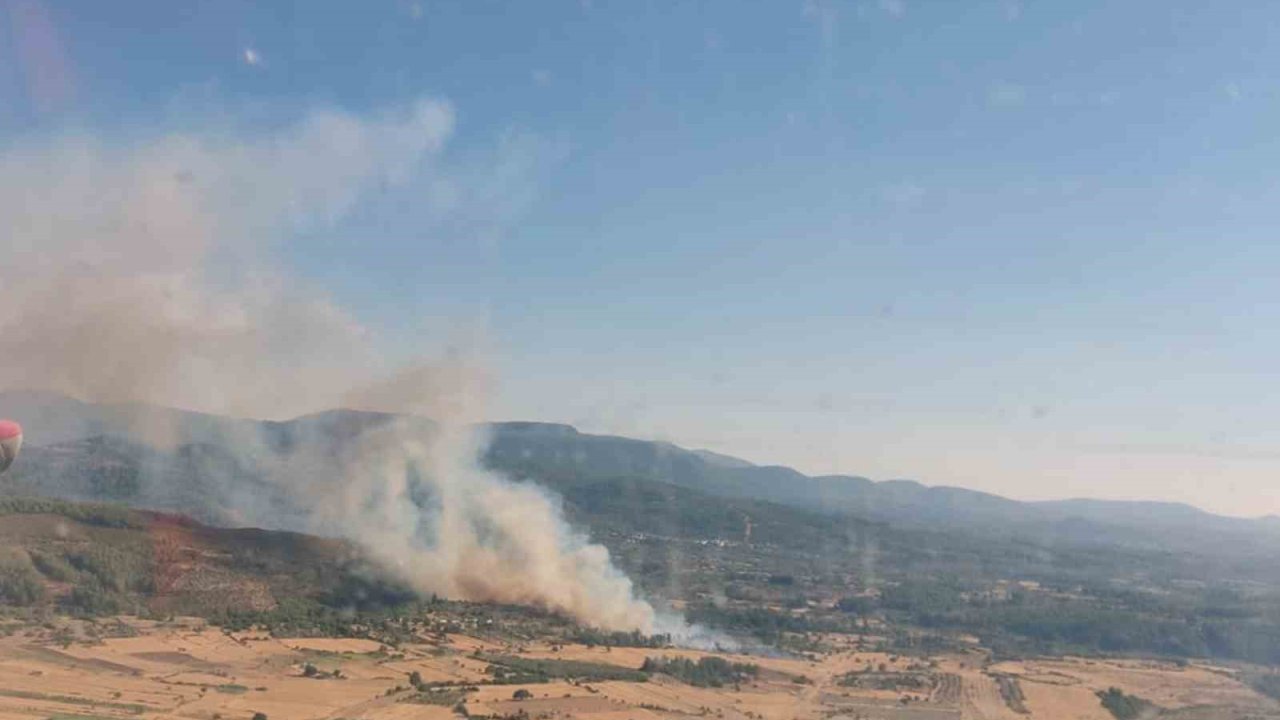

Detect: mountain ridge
1,390,1275,557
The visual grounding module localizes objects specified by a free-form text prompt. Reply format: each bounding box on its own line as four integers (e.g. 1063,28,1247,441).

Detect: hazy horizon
2,386,1271,521
4,2,1279,517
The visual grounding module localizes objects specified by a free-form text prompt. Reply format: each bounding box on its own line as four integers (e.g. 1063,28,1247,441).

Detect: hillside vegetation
0,496,372,618
3,393,1280,667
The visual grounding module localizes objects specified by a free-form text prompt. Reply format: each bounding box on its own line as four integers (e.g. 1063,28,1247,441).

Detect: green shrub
1097,687,1153,719
0,497,141,528
28,549,79,583
62,579,124,615
478,654,648,683
0,556,47,606
65,545,152,594
639,656,758,688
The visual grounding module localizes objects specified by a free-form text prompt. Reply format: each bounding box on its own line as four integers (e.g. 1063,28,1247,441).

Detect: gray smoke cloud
0,101,451,420
0,99,668,632
280,409,657,632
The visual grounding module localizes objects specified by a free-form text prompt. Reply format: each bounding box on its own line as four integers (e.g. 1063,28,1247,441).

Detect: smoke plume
0,100,663,632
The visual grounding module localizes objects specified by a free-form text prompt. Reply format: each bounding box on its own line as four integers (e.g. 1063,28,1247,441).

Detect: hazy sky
3,1,1279,517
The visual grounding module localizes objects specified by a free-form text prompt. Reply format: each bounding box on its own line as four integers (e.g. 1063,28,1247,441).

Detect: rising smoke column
262,361,660,632
295,415,657,632
0,99,664,632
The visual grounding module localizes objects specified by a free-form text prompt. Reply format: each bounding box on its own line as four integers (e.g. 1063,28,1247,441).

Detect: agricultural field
5,484,1280,720
0,616,1276,720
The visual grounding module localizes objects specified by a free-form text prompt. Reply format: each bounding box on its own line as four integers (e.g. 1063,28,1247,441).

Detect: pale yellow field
989,657,1270,717
277,638,384,654
0,617,1275,720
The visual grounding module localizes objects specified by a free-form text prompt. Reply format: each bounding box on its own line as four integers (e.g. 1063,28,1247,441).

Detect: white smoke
0,100,455,419
287,411,657,632
0,99,669,632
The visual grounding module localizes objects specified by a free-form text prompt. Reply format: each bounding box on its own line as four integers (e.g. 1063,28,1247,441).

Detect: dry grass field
0,617,1276,720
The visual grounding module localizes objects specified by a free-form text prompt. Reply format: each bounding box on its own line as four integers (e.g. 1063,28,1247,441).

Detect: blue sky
3,1,1280,516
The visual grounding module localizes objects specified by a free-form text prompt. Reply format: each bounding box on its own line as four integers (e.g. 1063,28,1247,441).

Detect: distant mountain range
483,418,1280,558
2,389,1277,560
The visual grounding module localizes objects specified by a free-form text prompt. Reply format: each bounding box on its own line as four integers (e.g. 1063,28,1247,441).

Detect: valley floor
0,618,1276,720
